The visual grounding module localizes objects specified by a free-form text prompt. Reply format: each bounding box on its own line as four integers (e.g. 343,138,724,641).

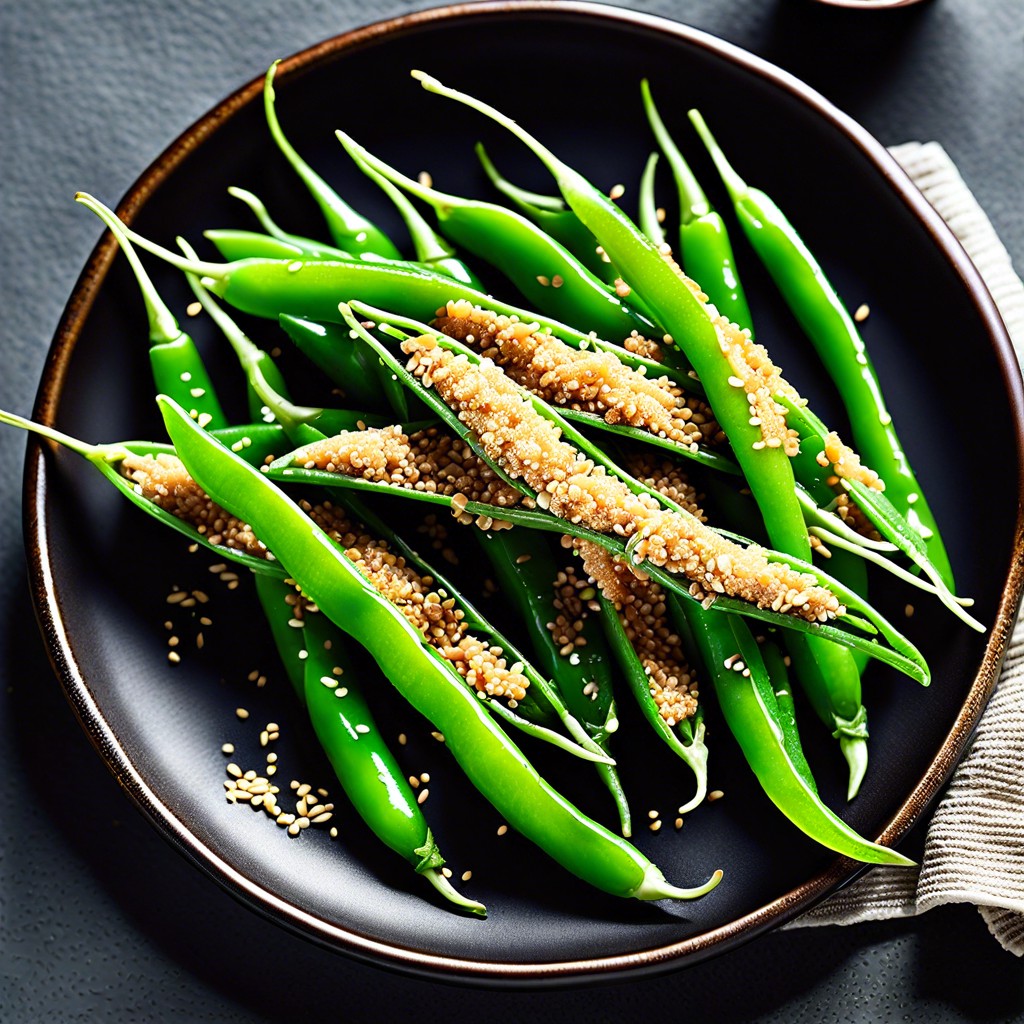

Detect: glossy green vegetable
408,72,873,798
641,82,753,333
254,573,486,916
479,525,631,834
336,130,660,344
688,108,954,589
75,192,227,430
263,61,402,260
158,394,724,901
681,601,913,865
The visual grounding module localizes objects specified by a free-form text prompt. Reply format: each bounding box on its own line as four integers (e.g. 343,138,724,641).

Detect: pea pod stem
74,192,228,429
263,61,402,260
158,395,722,902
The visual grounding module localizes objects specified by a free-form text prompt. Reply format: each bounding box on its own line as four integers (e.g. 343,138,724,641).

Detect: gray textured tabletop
2,0,1023,1020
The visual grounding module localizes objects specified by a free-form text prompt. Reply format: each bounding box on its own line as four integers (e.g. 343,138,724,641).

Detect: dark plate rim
24,0,1024,986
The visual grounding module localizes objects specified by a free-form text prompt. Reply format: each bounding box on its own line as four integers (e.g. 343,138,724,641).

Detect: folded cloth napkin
791,141,1024,955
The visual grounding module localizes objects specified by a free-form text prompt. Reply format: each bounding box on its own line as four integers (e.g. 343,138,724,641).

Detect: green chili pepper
641,83,754,333
75,193,228,430
157,394,723,901
406,73,874,798
263,61,402,260
680,600,913,865
253,573,486,916
688,109,954,589
336,130,660,344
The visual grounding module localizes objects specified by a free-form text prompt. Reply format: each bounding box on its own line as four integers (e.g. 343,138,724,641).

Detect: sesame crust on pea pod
328,301,929,684
157,394,724,903
186,271,614,768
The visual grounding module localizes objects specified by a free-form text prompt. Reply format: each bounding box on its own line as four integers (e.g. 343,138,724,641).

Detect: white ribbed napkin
790,141,1024,954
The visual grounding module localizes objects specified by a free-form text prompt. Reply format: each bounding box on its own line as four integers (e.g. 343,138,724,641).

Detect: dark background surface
1,0,1023,1020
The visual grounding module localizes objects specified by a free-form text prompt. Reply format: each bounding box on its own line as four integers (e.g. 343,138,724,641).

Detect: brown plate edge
22,0,1024,987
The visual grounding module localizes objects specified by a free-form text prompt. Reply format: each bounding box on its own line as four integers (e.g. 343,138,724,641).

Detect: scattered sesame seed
496,824,508,836
355,724,370,734
462,870,473,882
221,743,235,755
417,788,430,804
236,707,249,720
442,867,452,878
330,827,338,839
167,651,181,664
609,183,625,200
675,817,684,830
186,301,202,317
398,733,407,746
431,732,445,743
418,170,433,188
905,604,915,617
708,790,724,802
649,820,662,832
854,304,870,322
648,809,659,819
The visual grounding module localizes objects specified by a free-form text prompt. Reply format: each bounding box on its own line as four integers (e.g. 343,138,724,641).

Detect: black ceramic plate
26,1,1024,985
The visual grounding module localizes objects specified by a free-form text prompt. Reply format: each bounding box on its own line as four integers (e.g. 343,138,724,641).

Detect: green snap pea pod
332,302,929,682
407,72,873,798
224,187,359,261
277,314,409,415
336,130,661,344
475,142,618,284
641,83,754,333
253,572,308,697
782,397,981,632
680,600,913,865
263,61,402,260
689,110,953,588
479,526,631,835
758,636,817,793
252,574,486,916
595,585,708,815
75,193,228,430
158,394,723,901
638,152,666,249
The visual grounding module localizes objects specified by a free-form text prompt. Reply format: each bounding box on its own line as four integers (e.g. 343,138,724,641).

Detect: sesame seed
675,817,684,829
609,183,625,200
330,827,338,839
417,788,430,804
462,870,473,882
167,651,181,664
186,301,202,317
854,303,870,322
355,724,370,734
221,743,235,755
431,732,445,743
648,809,659,819
496,824,508,836
649,820,662,832
905,604,915,617
708,790,724,802
398,733,407,746
236,708,249,720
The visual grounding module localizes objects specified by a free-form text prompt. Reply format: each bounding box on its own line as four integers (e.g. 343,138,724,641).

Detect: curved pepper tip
635,863,723,902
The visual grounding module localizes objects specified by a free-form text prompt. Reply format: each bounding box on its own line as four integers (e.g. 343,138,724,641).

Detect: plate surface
26,1,1024,984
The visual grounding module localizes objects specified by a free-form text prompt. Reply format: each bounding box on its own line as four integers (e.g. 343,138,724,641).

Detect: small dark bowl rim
24,0,1024,987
